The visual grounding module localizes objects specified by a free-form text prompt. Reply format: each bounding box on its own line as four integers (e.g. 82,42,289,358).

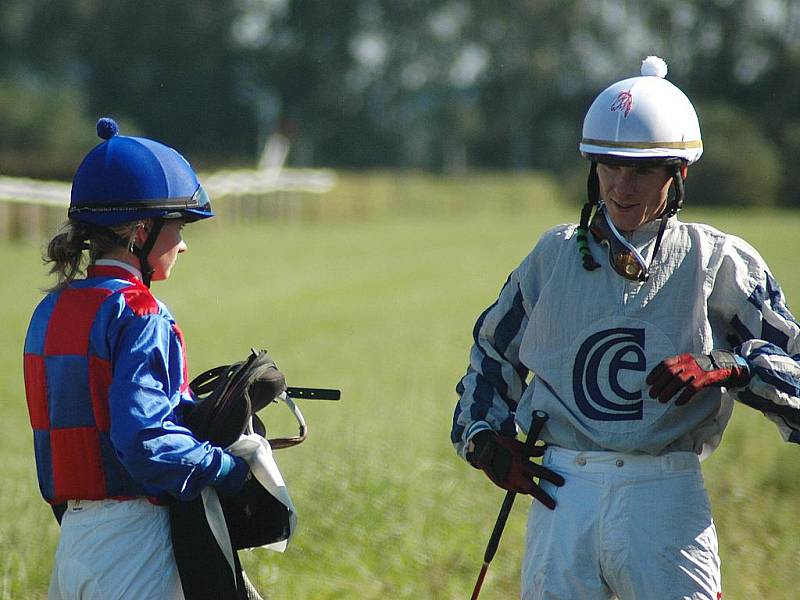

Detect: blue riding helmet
69,118,214,226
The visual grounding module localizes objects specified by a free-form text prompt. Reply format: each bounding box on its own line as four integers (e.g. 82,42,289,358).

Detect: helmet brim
68,185,213,226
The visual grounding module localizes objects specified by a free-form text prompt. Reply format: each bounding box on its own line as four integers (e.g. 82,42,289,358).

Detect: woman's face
596,163,675,232
145,219,187,281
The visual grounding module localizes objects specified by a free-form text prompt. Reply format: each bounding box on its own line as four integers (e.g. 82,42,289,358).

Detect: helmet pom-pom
641,56,668,78
96,117,119,140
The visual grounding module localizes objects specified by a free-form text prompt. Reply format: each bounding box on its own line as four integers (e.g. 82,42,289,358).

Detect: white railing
0,168,336,207
0,168,337,240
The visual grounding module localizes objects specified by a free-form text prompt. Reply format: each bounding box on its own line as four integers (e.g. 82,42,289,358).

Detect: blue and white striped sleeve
451,268,531,458
713,239,800,444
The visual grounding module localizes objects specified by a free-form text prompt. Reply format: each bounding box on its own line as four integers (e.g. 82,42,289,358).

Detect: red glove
646,350,751,406
467,430,564,509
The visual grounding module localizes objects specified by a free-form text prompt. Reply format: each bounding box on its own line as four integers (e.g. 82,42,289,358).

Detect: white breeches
48,498,184,600
521,447,721,600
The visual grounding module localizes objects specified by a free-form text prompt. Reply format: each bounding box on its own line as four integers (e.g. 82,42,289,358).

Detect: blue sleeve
108,311,235,500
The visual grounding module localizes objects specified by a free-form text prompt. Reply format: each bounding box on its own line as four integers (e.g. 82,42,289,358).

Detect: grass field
1,184,799,599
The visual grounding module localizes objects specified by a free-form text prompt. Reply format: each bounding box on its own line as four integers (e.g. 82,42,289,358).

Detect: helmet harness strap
577,161,601,271
665,164,685,216
648,164,686,272
131,218,164,288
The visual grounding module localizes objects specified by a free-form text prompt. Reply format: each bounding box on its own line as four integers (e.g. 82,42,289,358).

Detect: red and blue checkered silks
23,264,229,504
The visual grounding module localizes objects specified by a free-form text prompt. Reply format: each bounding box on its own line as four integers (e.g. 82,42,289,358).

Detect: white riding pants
521,447,721,600
48,498,184,600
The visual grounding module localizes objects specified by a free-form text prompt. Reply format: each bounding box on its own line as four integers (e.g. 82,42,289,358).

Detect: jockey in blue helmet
25,118,250,600
68,117,214,286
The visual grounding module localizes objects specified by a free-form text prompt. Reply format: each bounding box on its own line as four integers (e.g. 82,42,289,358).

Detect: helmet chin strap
648,164,686,272
130,219,164,287
663,164,685,217
577,161,602,272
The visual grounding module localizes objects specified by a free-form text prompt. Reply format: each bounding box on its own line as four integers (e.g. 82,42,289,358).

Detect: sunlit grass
2,178,800,599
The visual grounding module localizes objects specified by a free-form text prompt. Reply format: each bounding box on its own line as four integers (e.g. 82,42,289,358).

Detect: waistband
61,497,169,530
66,497,161,511
543,446,701,475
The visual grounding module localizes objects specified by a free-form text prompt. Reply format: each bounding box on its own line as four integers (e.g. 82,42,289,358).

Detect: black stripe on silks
471,275,512,346
730,315,754,345
738,389,800,431
765,272,800,326
746,278,795,349
762,319,791,352
450,409,465,444
746,343,800,396
479,356,512,406
756,366,800,398
494,289,526,360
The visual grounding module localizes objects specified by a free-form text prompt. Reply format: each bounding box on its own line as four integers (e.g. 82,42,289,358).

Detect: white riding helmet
579,56,702,165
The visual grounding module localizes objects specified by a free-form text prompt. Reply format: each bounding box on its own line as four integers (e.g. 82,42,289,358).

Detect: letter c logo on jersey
572,328,645,421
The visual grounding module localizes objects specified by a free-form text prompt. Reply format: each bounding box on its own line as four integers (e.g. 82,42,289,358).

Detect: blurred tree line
1,0,798,206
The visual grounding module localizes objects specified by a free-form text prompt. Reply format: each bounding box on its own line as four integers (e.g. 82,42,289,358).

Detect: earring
129,222,146,252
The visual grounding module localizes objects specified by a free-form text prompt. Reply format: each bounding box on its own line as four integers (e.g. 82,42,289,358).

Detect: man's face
596,162,675,232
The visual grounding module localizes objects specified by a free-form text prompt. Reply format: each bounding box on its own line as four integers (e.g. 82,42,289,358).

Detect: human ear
133,219,154,245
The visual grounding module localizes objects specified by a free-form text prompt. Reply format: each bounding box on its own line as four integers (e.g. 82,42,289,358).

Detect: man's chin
606,211,640,233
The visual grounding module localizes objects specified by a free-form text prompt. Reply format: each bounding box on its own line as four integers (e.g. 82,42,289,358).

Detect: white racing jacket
452,217,800,459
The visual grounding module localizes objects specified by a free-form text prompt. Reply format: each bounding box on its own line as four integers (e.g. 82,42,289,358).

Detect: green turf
2,193,799,599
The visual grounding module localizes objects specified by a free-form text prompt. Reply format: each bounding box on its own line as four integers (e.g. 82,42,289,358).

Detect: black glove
647,349,751,406
467,430,565,509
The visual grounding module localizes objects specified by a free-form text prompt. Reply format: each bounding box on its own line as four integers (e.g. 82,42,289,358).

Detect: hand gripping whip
470,410,549,600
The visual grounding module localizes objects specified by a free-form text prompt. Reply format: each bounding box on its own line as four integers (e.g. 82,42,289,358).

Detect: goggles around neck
589,202,649,282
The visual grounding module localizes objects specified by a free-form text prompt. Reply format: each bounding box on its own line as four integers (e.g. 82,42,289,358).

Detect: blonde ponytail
44,220,139,292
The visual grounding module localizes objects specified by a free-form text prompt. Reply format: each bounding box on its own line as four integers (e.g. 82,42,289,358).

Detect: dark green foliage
689,102,782,206
1,0,800,209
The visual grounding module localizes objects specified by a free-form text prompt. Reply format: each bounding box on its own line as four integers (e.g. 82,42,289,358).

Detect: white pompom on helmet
579,56,702,164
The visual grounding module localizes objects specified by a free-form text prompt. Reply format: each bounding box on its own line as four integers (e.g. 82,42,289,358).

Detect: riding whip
470,410,549,600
